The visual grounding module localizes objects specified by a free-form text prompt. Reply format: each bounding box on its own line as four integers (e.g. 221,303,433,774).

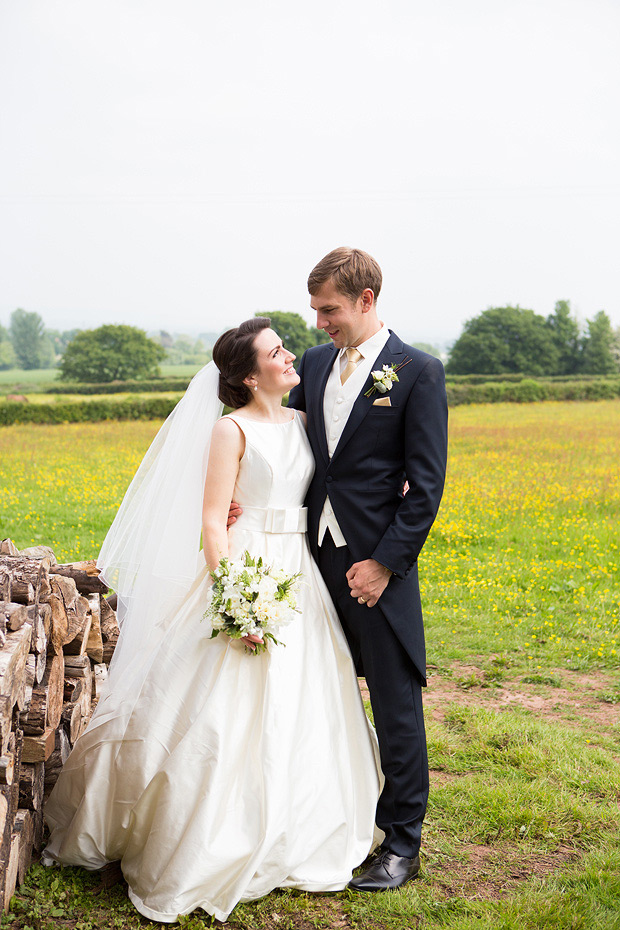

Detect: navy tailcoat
288,330,448,684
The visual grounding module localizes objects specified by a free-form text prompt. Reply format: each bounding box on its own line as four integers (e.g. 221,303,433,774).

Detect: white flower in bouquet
203,550,302,655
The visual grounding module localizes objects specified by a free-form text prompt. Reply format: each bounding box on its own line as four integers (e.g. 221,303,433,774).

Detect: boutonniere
364,358,411,397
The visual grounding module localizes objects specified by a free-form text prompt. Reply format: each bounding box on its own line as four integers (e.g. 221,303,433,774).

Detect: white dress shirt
318,324,391,547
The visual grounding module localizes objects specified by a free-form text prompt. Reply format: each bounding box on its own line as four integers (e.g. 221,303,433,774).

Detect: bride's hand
241,633,264,651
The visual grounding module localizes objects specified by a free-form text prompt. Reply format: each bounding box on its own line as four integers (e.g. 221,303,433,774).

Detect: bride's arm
202,418,245,573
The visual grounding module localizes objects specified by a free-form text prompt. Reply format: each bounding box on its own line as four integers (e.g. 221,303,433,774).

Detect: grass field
0,363,202,390
1,400,619,929
1,391,184,405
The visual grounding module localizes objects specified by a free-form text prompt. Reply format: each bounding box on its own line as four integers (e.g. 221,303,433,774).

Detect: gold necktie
341,347,363,385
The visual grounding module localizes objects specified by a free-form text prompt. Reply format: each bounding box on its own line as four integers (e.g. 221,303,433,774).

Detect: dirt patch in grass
435,842,580,901
419,664,620,735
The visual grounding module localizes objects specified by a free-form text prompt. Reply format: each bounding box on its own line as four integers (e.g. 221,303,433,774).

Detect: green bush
446,378,620,406
45,378,192,395
503,379,549,402
0,396,178,425
445,372,619,384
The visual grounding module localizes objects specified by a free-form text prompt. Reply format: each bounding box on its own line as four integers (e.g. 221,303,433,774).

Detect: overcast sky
1,0,618,347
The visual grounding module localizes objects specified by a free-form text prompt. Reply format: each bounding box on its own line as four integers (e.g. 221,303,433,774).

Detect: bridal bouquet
203,551,301,655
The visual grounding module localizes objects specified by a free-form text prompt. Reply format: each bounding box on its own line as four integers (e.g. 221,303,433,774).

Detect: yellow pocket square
372,396,392,407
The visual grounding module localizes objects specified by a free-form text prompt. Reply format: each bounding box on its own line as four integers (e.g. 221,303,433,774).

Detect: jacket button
326,476,333,483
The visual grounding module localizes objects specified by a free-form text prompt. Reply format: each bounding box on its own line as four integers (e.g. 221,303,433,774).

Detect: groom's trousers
318,531,429,858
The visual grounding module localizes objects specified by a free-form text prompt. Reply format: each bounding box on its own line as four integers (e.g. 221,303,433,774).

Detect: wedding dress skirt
42,412,382,923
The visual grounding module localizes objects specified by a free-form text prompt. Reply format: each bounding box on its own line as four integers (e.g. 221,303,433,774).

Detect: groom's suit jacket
288,330,448,683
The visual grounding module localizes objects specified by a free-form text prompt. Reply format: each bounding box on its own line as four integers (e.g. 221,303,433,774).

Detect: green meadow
1,400,619,929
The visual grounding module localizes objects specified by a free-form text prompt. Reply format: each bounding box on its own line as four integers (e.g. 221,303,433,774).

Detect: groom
288,247,448,891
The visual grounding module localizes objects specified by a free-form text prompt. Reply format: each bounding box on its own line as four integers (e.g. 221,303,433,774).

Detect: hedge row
2,379,619,425
445,372,620,384
18,372,620,394
0,397,178,425
45,378,192,394
446,378,620,405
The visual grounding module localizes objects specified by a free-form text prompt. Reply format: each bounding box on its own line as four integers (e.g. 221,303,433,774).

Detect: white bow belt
239,506,308,534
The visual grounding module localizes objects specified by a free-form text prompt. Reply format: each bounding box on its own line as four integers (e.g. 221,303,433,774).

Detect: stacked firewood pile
0,538,119,910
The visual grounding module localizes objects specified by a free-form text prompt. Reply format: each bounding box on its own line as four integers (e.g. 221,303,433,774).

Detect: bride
42,317,382,923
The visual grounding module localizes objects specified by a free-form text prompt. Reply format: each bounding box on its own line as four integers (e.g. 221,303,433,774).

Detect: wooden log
22,727,55,764
100,596,119,664
0,791,7,849
0,788,13,912
61,701,83,745
0,555,51,604
19,545,56,562
64,675,92,720
3,829,20,911
93,663,108,698
0,697,11,757
14,808,34,886
86,594,103,664
6,579,33,605
26,604,49,654
0,729,22,909
102,641,116,664
46,593,68,655
32,807,44,852
0,602,28,633
105,592,118,611
0,753,14,786
48,574,78,611
0,540,19,557
0,572,10,604
0,625,33,710
64,603,92,656
20,653,64,735
63,654,90,670
32,651,46,686
63,595,90,649
51,560,108,596
18,761,44,812
44,728,70,788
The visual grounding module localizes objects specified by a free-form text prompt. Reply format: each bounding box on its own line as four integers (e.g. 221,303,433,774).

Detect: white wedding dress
43,411,382,923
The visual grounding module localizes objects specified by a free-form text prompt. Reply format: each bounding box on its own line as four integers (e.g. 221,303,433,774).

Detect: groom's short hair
308,247,382,303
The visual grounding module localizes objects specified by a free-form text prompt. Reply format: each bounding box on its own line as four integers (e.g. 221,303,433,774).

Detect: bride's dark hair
212,317,271,409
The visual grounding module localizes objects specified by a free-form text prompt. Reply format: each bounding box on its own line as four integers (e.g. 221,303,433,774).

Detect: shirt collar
340,323,389,361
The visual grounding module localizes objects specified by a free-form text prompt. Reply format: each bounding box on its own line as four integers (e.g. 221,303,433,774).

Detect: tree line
2,302,619,381
0,309,331,382
447,302,619,376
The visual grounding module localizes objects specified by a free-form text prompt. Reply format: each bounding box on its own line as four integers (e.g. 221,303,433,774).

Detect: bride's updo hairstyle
212,317,271,409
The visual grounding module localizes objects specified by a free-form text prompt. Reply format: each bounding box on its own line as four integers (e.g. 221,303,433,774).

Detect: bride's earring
253,384,258,392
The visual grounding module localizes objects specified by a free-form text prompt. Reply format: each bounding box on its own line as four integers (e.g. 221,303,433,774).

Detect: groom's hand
347,559,392,609
227,501,243,527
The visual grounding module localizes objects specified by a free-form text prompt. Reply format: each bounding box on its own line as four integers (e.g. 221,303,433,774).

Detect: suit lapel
311,343,337,465
331,331,404,463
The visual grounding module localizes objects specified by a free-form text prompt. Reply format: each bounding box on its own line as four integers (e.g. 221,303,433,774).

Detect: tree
611,326,620,370
59,325,166,382
446,306,559,375
581,311,618,375
9,308,48,369
162,334,211,366
411,342,441,358
47,328,81,359
0,324,16,370
256,311,329,359
546,300,581,375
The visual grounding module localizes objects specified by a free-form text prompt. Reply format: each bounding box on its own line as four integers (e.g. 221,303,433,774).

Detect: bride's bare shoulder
211,415,245,452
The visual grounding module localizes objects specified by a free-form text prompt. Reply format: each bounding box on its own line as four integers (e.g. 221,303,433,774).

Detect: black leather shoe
348,849,420,891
